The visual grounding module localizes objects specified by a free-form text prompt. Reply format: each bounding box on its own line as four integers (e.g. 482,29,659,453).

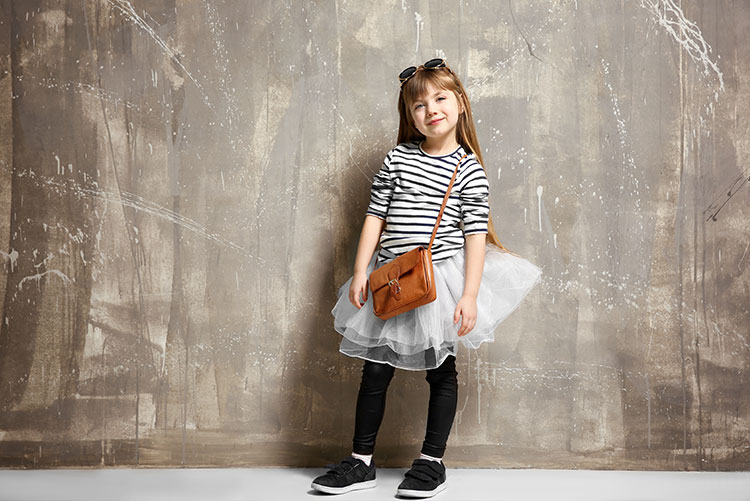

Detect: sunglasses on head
398,58,452,87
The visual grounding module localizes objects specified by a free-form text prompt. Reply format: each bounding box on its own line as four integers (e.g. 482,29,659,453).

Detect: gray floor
0,468,749,501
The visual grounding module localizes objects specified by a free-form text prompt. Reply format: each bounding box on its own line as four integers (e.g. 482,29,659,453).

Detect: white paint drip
18,269,73,290
0,249,19,272
34,251,56,269
640,0,725,94
414,12,424,53
536,185,543,232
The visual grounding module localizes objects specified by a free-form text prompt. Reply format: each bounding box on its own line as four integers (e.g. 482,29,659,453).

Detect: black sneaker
311,456,376,494
396,458,446,498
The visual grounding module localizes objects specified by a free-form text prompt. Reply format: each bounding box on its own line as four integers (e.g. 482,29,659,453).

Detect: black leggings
351,355,458,458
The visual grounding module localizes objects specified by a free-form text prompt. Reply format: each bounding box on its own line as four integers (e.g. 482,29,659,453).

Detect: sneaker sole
311,479,376,494
396,481,446,498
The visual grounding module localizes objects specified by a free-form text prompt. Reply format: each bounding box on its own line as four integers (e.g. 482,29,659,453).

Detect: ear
457,92,466,113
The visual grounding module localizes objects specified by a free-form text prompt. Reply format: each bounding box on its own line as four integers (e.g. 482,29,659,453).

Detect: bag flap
369,247,427,291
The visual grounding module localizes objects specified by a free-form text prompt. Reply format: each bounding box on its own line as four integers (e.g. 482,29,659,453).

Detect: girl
312,58,542,498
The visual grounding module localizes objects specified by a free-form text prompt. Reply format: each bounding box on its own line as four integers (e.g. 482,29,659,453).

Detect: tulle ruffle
332,244,542,370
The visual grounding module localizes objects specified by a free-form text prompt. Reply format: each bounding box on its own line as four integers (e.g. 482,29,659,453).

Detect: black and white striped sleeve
365,152,394,220
460,162,490,235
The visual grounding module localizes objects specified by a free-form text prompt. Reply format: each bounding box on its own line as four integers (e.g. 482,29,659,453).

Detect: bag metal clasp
388,278,401,298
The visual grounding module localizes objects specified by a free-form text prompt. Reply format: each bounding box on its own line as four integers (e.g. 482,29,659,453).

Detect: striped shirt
366,140,490,264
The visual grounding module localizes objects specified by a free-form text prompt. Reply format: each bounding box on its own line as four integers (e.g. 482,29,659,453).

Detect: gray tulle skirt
331,244,542,370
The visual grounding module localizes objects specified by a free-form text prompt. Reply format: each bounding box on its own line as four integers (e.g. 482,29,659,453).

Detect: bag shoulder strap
428,152,468,252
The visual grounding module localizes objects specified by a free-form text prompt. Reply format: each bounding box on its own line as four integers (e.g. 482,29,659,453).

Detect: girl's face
409,82,464,144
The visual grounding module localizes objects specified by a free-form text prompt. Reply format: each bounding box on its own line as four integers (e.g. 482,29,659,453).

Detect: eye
437,96,446,101
414,103,424,110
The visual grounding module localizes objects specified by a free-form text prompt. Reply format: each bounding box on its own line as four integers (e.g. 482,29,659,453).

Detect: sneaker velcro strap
405,468,437,482
325,457,360,476
417,459,444,472
406,459,444,481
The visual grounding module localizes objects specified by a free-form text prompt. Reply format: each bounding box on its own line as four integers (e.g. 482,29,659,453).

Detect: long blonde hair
396,64,510,253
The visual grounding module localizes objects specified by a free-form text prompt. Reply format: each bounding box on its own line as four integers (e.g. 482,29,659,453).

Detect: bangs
402,68,457,107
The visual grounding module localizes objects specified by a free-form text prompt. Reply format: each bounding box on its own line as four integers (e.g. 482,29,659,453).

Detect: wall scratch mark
16,170,263,263
106,0,221,118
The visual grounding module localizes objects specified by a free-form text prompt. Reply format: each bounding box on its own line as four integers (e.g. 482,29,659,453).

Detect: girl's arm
354,215,386,275
462,233,486,298
455,232,486,335
350,215,386,308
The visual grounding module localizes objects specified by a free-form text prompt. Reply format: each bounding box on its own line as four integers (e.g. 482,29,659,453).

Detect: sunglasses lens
424,58,445,69
399,66,417,81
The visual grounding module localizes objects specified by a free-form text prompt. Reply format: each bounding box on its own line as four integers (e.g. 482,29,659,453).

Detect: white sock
419,452,442,463
351,452,372,466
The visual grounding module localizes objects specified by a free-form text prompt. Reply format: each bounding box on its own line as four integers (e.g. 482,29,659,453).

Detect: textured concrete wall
0,0,748,470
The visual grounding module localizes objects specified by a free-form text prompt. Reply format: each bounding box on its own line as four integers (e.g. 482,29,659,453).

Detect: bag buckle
388,278,401,298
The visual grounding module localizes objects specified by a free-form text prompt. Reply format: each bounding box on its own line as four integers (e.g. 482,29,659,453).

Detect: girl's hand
454,295,477,336
349,271,369,309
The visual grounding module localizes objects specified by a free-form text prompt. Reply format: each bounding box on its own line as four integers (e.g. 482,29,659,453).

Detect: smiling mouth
428,118,444,125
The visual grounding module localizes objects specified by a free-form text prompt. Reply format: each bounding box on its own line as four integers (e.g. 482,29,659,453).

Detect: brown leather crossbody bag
368,153,468,320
